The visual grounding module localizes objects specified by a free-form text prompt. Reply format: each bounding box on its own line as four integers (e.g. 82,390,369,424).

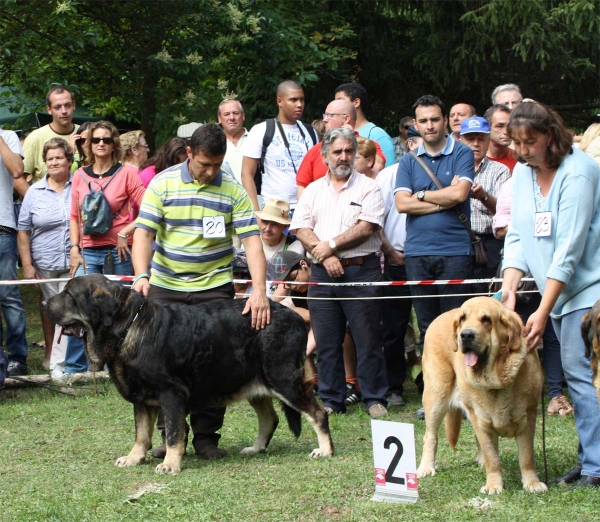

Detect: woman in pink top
138,137,187,188
69,120,145,277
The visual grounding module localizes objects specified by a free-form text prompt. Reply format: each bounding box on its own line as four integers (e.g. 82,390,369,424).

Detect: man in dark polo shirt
394,95,475,418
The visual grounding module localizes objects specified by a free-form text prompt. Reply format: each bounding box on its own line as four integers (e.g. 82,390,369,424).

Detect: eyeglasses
91,137,115,145
323,113,346,120
138,143,150,149
77,138,87,144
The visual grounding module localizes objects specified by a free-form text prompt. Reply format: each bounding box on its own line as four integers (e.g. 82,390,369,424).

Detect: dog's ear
451,309,464,352
500,309,524,352
581,311,593,359
89,288,118,328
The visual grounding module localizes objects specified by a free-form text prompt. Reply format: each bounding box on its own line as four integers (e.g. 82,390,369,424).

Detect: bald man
241,80,318,211
295,99,387,199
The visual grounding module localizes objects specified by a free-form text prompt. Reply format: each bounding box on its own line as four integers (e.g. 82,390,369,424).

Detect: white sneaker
51,367,68,381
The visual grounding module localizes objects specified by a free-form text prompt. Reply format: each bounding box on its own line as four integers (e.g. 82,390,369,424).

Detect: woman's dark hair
508,101,573,169
141,137,187,173
42,137,74,163
75,121,92,166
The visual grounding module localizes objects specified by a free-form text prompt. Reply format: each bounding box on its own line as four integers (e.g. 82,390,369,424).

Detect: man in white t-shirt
241,81,317,210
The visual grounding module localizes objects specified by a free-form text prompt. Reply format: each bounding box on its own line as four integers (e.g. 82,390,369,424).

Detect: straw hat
255,198,291,225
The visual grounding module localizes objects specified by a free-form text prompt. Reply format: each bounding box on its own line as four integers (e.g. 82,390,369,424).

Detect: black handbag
409,152,488,267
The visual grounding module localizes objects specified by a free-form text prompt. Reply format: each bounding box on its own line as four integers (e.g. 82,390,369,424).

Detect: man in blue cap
459,116,510,284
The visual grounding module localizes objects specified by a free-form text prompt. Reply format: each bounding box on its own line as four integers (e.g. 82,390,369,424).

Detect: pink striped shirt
290,171,384,258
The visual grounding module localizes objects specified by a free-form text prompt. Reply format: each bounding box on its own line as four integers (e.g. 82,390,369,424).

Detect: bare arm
295,228,320,254
524,279,564,350
380,232,404,266
17,230,36,279
131,228,155,296
0,135,24,178
471,182,497,213
395,191,443,215
13,177,30,197
495,226,508,240
69,218,85,277
240,233,271,329
241,157,260,211
311,220,380,263
416,179,471,207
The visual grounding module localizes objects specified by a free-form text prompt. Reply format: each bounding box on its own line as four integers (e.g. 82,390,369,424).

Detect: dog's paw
155,462,180,474
309,447,333,458
115,455,144,468
240,446,265,455
417,464,436,478
480,483,503,495
523,480,547,493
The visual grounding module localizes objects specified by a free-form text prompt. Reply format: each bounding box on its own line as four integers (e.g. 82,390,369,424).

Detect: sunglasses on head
91,137,114,145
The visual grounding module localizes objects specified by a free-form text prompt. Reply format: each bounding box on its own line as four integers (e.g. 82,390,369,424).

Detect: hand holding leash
524,309,548,351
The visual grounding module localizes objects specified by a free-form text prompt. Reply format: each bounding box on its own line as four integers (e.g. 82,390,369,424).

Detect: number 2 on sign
384,436,405,485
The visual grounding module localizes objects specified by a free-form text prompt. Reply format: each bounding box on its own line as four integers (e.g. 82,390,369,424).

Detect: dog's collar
116,300,146,348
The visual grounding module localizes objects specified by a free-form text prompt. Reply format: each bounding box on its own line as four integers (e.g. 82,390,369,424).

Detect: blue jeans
404,255,473,352
65,247,133,373
0,231,28,364
552,308,600,478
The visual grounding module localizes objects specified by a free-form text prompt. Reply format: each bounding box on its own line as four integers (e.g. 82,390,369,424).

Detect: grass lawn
1,281,596,521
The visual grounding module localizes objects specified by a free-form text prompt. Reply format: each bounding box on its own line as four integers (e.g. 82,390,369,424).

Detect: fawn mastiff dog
417,297,546,494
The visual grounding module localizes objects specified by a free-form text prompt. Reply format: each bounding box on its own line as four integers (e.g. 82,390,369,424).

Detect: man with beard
290,127,388,418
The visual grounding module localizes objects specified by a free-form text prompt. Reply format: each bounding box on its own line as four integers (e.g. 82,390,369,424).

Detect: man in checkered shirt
459,116,510,286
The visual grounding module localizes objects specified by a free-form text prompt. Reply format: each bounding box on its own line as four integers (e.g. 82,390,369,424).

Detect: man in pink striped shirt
290,127,389,419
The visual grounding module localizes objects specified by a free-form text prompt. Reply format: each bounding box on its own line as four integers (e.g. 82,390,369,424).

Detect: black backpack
78,167,127,236
254,118,317,195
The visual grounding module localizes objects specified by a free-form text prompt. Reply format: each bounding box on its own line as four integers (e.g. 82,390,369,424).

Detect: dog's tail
444,409,463,449
281,403,302,438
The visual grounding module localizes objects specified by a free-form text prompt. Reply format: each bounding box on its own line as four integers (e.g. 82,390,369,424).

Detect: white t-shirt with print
243,120,317,204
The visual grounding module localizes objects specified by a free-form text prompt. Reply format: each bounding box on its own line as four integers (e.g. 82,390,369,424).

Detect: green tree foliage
0,0,597,142
0,0,354,145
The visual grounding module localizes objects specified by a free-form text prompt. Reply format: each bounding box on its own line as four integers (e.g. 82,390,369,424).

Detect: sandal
547,395,574,416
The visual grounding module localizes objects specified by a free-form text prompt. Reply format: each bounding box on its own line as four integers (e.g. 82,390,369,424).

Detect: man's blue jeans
64,247,133,373
552,308,600,478
0,231,28,364
404,255,473,353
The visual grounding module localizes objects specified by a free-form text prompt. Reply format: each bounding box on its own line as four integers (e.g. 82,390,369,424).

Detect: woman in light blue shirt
501,101,600,489
17,138,75,378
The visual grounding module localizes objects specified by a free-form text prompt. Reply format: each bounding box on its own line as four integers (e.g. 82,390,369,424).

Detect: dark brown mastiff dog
581,300,600,402
45,274,333,474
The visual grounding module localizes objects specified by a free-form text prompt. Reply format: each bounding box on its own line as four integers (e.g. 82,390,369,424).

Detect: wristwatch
69,243,79,249
483,193,489,202
329,239,337,251
417,190,426,201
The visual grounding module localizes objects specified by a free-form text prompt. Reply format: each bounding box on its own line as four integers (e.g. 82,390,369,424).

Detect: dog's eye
481,315,491,325
459,313,466,323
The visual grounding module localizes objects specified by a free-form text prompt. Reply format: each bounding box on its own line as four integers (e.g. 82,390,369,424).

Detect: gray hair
491,83,522,105
320,127,358,158
218,98,244,115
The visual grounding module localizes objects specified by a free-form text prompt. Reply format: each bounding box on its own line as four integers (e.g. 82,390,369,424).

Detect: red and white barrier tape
0,275,535,287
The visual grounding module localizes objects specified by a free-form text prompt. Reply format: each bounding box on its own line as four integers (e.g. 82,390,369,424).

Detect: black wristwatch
417,190,426,201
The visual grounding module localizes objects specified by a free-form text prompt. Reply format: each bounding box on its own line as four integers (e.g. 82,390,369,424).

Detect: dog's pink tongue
464,351,479,367
57,326,64,344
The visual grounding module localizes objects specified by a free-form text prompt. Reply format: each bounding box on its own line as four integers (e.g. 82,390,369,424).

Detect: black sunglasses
91,137,115,145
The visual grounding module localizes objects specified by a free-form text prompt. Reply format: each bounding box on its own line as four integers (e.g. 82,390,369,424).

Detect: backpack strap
255,118,276,195
300,122,318,146
78,166,127,218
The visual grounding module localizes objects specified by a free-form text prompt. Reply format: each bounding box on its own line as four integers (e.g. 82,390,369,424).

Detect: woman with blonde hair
579,120,600,166
354,137,379,179
120,129,150,170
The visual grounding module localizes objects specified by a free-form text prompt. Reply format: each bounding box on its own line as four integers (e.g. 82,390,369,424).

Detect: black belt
338,253,378,268
0,225,16,234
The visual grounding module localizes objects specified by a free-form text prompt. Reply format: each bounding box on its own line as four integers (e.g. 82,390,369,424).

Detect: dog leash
7,376,104,397
541,388,548,484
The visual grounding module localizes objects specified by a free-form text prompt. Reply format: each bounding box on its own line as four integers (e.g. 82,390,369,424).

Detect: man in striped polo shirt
132,123,269,460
